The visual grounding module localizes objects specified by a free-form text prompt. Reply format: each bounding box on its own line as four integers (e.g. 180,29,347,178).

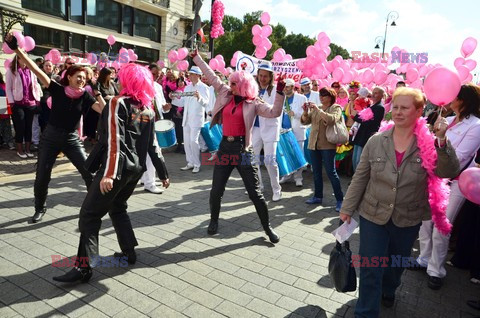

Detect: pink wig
118,63,155,107
229,71,258,100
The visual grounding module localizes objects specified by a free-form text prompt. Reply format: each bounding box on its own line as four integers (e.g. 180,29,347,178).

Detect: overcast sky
201,0,480,80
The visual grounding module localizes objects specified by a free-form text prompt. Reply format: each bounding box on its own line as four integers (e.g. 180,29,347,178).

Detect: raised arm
5,33,50,88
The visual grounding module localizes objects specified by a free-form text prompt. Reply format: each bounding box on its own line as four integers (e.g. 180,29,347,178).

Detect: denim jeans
310,149,343,201
355,216,421,318
352,145,363,172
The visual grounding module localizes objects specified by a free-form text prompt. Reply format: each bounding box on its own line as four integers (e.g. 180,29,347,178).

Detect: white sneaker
279,176,292,184
272,191,282,202
295,180,303,187
144,186,164,194
180,164,194,171
207,153,217,161
192,166,200,173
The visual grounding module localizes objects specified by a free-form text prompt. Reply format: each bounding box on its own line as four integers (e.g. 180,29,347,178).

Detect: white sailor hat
285,78,295,86
300,77,311,86
258,61,274,73
189,66,202,75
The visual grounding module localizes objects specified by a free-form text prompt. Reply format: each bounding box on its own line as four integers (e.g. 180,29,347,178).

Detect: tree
279,34,315,59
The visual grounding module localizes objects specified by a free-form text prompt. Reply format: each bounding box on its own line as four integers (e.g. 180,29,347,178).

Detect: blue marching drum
276,129,308,177
201,121,223,152
155,120,177,148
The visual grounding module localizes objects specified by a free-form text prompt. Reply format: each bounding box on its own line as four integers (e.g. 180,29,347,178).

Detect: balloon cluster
453,37,478,84
229,51,241,67
167,47,189,71
251,12,273,59
210,0,225,39
296,32,332,80
2,31,35,54
272,48,292,62
209,54,230,75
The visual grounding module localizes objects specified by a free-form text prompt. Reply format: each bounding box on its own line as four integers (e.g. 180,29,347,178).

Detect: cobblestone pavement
0,147,479,318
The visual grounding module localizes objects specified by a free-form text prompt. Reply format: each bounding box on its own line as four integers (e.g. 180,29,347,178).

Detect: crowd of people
2,32,480,317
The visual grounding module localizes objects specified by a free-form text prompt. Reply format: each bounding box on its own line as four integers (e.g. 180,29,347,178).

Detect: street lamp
374,36,384,50
381,11,399,58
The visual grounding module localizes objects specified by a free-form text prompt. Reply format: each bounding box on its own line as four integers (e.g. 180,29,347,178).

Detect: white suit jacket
254,86,282,142
446,115,480,169
177,81,209,128
304,91,320,106
286,93,308,141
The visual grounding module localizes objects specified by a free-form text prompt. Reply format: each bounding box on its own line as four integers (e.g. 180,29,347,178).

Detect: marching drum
276,129,307,177
200,121,223,151
155,120,177,148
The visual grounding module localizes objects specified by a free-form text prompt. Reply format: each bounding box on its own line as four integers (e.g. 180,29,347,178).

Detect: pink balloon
363,69,374,84
319,36,330,49
217,58,225,69
177,48,189,60
463,73,473,84
464,59,477,71
168,50,178,63
342,71,353,84
461,37,477,58
296,59,305,69
324,46,331,58
456,65,470,81
317,32,327,41
2,42,14,54
13,31,25,49
454,57,465,68
423,67,461,106
273,49,285,61
255,47,267,59
261,25,272,37
406,68,419,82
306,45,316,57
284,54,292,61
132,54,138,62
459,168,480,204
156,60,165,68
215,54,224,61
107,34,116,46
230,56,237,67
177,60,189,71
374,71,388,85
260,12,271,26
263,38,272,51
209,58,219,70
23,36,35,52
252,35,263,46
251,24,262,36
332,68,344,81
418,65,429,77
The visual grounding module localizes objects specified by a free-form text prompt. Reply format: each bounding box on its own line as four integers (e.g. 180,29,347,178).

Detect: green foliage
204,11,350,62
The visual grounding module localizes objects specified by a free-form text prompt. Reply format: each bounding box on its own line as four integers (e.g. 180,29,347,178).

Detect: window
70,0,83,23
86,0,120,31
22,0,66,18
134,9,160,42
135,46,159,63
71,33,85,52
122,6,133,35
24,23,66,56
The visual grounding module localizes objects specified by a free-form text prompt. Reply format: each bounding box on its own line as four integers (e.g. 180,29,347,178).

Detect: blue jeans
352,145,363,172
310,149,343,201
355,216,421,318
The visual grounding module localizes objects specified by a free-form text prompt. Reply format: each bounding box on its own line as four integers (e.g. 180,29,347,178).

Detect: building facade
1,0,196,72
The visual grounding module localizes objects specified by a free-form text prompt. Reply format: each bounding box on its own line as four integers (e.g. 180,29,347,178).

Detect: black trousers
209,138,271,229
11,103,35,143
34,125,93,210
77,169,141,267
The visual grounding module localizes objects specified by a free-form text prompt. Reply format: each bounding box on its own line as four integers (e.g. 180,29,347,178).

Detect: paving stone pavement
0,147,479,318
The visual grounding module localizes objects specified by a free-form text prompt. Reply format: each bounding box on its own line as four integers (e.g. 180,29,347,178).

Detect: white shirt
446,115,480,169
176,81,210,128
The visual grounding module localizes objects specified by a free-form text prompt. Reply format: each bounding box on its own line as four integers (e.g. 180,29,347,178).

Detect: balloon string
107,46,111,59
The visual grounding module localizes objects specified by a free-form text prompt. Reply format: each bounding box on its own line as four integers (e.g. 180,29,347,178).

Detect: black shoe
467,299,480,311
428,275,443,290
53,267,92,283
32,208,46,223
264,225,280,244
406,260,427,271
381,294,395,308
207,219,218,235
113,249,136,264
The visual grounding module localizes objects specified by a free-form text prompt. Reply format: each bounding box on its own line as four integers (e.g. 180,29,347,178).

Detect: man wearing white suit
176,66,210,173
252,62,282,201
280,79,307,186
300,78,320,105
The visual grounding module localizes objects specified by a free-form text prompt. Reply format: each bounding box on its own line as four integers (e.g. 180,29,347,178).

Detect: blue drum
276,129,308,177
304,127,312,165
155,120,177,148
201,121,223,151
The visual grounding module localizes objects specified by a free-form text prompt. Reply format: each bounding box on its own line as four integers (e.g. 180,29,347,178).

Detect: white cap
285,78,295,86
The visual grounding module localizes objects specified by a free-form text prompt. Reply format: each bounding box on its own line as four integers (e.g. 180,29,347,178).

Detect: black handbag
328,240,357,293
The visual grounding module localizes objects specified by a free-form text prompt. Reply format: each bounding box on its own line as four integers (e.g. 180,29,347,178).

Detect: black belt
47,123,76,133
222,136,245,142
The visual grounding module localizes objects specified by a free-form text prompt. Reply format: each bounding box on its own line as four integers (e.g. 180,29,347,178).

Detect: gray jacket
342,128,460,227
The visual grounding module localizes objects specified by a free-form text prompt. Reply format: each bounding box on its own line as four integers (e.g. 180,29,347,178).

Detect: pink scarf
358,107,374,121
379,117,452,235
65,86,85,99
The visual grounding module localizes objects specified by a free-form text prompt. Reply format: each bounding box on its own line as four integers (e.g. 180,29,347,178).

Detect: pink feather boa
379,117,452,235
358,107,374,121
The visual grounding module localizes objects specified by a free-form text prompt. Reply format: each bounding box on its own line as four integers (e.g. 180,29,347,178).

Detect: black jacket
86,96,168,181
352,102,385,147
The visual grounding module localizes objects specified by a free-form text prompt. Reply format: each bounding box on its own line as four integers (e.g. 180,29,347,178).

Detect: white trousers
32,114,41,145
140,154,156,188
252,127,281,194
417,181,466,278
183,125,202,168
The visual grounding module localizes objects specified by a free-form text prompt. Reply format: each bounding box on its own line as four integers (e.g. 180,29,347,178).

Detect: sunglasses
66,62,75,65
332,85,340,88
320,93,330,97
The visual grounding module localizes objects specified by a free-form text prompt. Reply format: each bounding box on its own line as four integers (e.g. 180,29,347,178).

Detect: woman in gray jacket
339,87,460,317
